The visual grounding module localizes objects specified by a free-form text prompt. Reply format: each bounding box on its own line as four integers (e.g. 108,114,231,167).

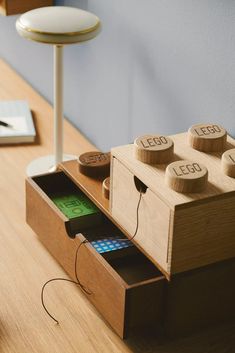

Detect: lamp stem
54,44,63,167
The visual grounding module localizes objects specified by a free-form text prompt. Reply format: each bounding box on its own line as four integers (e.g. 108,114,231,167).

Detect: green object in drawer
51,192,102,231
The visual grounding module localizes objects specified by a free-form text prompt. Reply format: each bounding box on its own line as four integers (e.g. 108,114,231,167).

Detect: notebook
0,100,36,144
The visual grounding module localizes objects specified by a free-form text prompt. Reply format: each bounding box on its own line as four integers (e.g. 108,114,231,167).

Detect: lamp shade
16,6,101,45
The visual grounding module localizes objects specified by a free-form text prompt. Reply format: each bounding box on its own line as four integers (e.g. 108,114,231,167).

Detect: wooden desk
0,59,234,353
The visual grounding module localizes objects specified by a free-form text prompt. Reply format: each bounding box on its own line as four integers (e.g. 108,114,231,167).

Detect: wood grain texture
0,59,129,353
188,123,227,152
0,0,53,15
60,159,171,277
222,149,235,177
1,59,235,353
60,160,132,238
165,160,208,193
78,151,110,178
111,133,235,275
102,177,110,199
111,133,235,208
61,159,109,213
26,176,78,278
125,280,164,335
134,135,174,164
78,250,165,338
26,170,165,338
111,157,171,273
171,194,235,273
76,238,126,338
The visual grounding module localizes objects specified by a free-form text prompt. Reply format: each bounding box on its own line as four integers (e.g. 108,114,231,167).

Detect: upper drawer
110,157,171,275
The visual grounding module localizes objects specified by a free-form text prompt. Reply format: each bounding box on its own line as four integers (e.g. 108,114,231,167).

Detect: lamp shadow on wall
127,37,190,140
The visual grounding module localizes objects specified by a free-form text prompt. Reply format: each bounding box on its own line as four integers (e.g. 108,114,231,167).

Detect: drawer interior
84,227,162,285
32,171,107,236
80,225,164,337
33,171,77,194
106,252,162,285
78,223,165,338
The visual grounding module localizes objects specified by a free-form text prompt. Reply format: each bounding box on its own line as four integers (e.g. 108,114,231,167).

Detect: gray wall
0,0,234,151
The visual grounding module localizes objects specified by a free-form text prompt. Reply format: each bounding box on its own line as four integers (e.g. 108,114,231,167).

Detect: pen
0,120,13,128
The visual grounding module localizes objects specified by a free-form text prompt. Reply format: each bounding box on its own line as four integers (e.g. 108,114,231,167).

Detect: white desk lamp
16,6,101,176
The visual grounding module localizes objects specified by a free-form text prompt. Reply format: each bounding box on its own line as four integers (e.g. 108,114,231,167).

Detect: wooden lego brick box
110,131,235,277
25,166,235,338
26,161,235,338
25,124,235,338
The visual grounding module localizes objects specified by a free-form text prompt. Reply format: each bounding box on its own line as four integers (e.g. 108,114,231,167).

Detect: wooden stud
78,151,110,178
102,177,110,199
222,148,235,178
134,135,174,164
111,135,235,208
165,160,208,193
188,123,227,152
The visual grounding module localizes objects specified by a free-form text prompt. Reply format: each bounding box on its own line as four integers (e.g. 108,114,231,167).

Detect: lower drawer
77,236,165,338
26,171,165,338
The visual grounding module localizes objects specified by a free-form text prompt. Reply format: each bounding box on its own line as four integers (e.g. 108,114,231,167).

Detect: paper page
0,116,28,136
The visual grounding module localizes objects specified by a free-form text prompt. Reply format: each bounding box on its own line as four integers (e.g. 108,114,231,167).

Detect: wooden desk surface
0,59,234,353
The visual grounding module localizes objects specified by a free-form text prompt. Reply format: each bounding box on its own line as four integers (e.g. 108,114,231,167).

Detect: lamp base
26,154,77,177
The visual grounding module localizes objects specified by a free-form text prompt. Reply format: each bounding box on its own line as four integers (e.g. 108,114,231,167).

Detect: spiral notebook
0,100,36,144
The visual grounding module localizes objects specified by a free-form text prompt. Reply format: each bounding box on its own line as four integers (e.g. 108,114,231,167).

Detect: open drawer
26,171,165,338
